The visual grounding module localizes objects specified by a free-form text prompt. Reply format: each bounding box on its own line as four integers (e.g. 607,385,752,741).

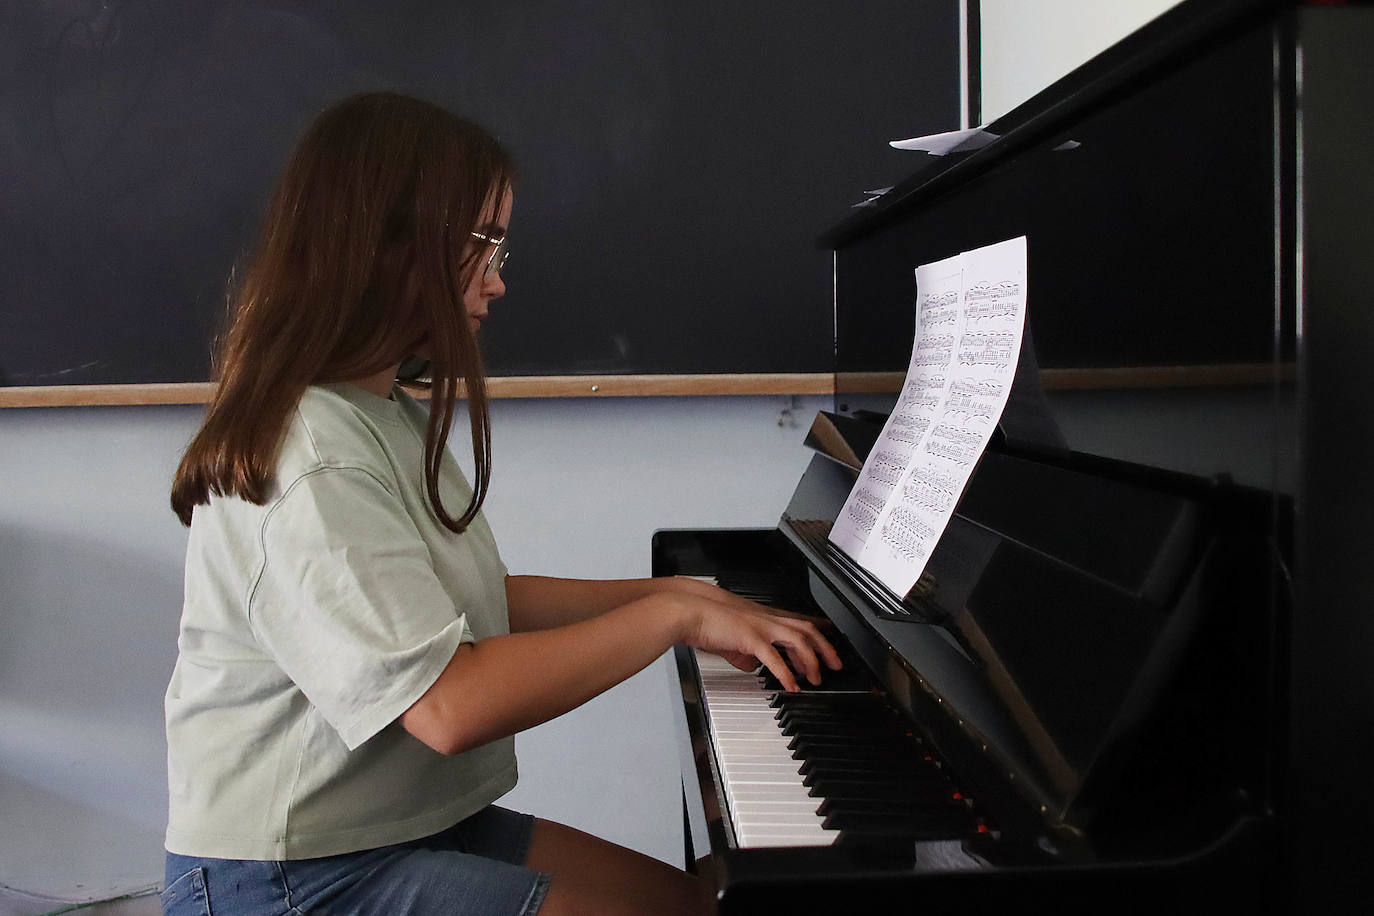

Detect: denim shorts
161,805,550,916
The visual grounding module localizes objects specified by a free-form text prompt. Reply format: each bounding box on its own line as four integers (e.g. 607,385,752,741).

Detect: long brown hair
171,92,513,533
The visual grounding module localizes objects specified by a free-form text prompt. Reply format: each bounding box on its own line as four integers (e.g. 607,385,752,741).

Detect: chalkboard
0,1,959,387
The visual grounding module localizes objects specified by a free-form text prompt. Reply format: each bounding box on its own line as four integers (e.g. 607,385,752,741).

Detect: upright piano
655,1,1374,912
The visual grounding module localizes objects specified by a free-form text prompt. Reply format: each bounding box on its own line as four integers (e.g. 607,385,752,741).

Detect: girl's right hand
679,598,843,693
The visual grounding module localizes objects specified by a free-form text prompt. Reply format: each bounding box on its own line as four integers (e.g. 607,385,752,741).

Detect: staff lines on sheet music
894,395,939,416
898,373,946,409
964,280,1023,322
901,467,961,513
957,331,1017,368
887,416,931,446
918,305,959,331
915,350,955,368
854,486,889,513
880,505,943,562
917,333,955,351
915,332,956,368
921,290,959,309
844,484,887,535
940,378,1002,425
925,422,984,466
867,448,914,486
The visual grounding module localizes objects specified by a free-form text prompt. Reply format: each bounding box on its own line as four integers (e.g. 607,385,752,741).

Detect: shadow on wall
0,524,182,832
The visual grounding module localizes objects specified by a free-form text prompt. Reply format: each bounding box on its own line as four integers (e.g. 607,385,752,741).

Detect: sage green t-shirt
164,383,515,860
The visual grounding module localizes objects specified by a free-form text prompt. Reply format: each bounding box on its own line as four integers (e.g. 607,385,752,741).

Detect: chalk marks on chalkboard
3,360,108,383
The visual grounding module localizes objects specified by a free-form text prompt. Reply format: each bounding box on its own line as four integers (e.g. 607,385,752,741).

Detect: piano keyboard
695,650,837,847
694,648,986,849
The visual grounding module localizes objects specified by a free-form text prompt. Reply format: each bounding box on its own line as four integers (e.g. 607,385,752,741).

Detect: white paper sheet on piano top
828,236,1028,598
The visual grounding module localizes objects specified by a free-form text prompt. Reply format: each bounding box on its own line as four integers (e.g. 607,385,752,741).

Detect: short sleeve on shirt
248,466,473,750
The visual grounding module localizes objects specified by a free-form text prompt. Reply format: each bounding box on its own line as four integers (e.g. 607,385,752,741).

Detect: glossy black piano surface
658,0,1374,911
657,419,1281,911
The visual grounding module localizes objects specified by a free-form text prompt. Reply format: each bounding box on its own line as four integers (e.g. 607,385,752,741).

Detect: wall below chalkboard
0,1,960,396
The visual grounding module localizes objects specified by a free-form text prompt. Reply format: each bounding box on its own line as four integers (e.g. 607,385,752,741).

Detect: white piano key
725,782,818,800
719,764,807,777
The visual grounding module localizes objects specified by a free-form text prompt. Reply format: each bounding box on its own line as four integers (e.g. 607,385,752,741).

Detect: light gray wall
979,0,1182,121
0,393,828,908
2,404,192,911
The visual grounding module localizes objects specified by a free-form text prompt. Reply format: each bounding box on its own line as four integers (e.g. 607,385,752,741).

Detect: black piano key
830,819,981,843
788,735,920,755
796,752,916,771
824,792,963,810
777,706,888,722
778,714,899,735
822,794,979,834
798,759,916,781
818,806,928,829
771,693,875,710
804,763,944,783
779,702,894,719
802,765,924,787
807,777,950,800
780,718,894,738
821,804,976,828
825,814,978,841
803,760,943,781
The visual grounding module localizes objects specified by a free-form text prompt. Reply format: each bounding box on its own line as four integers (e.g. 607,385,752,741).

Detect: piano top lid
816,0,1291,251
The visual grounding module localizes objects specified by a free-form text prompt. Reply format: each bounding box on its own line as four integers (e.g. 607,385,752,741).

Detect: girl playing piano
162,92,839,916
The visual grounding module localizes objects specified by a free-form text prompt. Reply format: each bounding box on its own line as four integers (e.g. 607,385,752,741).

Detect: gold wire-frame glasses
469,230,510,281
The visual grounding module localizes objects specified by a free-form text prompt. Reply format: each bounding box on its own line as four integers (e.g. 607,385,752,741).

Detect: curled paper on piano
890,126,999,156
828,236,1028,598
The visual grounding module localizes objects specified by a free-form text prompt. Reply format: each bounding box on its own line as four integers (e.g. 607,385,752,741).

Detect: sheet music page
828,236,1028,597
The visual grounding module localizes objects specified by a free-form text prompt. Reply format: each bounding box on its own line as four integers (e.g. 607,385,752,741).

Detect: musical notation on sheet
828,236,1028,597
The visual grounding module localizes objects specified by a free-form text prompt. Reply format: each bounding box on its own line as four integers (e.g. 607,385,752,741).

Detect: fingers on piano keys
694,651,987,849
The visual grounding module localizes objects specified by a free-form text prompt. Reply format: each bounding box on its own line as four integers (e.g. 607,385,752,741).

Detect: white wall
979,0,1182,121
0,393,827,909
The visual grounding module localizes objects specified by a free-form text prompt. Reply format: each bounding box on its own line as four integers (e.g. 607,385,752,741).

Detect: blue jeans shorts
161,805,550,916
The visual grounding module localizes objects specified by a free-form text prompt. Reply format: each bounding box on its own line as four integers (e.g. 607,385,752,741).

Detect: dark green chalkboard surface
0,1,959,393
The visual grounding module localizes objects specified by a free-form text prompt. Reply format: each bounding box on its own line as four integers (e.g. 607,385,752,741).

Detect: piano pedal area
692,649,992,850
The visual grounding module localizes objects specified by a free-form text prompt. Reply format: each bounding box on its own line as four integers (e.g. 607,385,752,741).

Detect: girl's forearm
505,573,706,632
402,584,840,756
403,591,692,755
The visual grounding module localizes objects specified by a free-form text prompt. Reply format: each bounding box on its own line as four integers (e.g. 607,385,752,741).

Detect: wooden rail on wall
0,364,1293,408
0,374,835,408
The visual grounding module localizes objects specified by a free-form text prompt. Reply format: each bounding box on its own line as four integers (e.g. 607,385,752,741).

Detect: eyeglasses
469,230,510,281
